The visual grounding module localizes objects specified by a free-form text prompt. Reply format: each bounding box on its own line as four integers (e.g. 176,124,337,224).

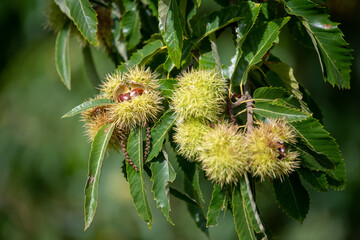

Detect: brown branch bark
231,94,247,108
245,91,254,133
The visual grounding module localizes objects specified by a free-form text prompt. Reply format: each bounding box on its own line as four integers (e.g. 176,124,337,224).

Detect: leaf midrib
241,19,289,85
148,115,177,161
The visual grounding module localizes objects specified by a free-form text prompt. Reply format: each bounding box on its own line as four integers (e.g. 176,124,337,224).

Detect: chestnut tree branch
245,91,254,133
231,89,265,238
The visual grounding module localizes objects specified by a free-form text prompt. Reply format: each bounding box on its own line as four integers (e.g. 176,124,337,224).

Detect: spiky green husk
246,119,299,181
173,119,212,160
100,72,127,99
109,92,164,130
81,105,127,148
198,123,248,187
171,69,227,122
100,67,159,99
125,66,160,89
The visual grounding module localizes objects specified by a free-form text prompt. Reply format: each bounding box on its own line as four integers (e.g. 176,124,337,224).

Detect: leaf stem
234,108,247,118
231,95,247,108
245,91,254,133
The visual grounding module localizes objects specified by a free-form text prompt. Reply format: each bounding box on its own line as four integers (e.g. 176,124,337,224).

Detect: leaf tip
61,113,70,118
65,82,71,91
146,221,152,229
84,220,91,231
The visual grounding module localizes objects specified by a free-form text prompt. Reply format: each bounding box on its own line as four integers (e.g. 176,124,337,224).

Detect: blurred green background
0,0,359,239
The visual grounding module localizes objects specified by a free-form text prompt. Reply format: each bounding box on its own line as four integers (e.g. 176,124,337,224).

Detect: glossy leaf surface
290,117,345,190
158,0,183,68
117,39,164,72
285,0,352,89
127,128,153,228
232,186,256,240
55,22,71,90
84,123,115,230
121,1,141,50
232,17,290,87
62,99,114,118
206,184,226,227
194,3,260,42
297,167,328,192
150,151,176,224
273,173,310,223
64,0,98,45
253,101,309,122
146,111,177,162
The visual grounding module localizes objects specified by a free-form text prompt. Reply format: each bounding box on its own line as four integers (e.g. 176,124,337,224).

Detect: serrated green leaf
194,3,260,42
164,137,207,231
220,4,261,79
300,86,323,123
253,101,310,122
207,184,226,227
235,3,261,47
121,1,141,50
222,3,260,79
325,160,346,191
150,151,176,224
55,22,71,90
297,167,328,192
265,61,310,111
146,0,159,18
64,0,98,45
273,173,309,223
209,34,222,74
157,78,177,98
285,0,352,89
199,51,217,70
290,117,346,190
254,87,302,109
287,17,314,48
62,99,114,118
177,152,207,235
82,44,100,87
240,177,262,234
158,0,183,68
54,0,71,19
117,39,164,72
169,187,198,207
127,127,153,228
184,176,209,237
184,1,197,33
232,17,290,87
292,142,335,171
84,123,115,230
180,38,196,67
178,156,204,203
232,185,256,240
147,51,169,71
146,111,177,162
163,56,175,73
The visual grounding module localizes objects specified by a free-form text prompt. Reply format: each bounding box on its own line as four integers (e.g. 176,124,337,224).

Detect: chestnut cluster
171,69,299,186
